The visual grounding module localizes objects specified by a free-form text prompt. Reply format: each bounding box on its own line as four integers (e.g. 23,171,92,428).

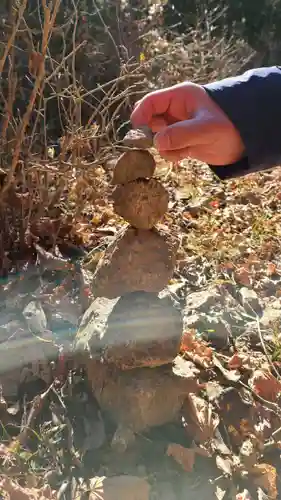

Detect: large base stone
82,359,198,435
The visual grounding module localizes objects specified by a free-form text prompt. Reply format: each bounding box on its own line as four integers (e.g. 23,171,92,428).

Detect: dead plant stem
0,0,61,202
0,0,28,76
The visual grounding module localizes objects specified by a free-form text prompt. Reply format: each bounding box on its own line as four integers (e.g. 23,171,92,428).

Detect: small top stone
112,150,156,185
123,126,153,149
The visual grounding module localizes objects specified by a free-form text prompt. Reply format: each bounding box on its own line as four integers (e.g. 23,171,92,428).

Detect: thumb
154,116,212,151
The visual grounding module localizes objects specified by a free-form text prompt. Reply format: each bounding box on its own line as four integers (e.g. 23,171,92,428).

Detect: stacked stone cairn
74,127,196,450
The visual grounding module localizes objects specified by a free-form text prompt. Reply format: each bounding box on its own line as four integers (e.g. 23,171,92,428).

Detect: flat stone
123,126,153,149
75,291,182,369
184,289,222,315
183,312,230,348
239,287,263,316
112,150,156,185
112,178,169,229
92,226,179,298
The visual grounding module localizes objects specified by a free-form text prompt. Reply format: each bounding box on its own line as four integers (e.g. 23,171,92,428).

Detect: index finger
131,87,174,128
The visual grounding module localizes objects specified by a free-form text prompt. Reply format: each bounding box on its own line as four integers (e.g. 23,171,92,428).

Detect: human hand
130,82,245,166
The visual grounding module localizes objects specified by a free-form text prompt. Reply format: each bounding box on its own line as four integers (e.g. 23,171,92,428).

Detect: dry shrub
0,1,257,275
144,8,257,87
0,0,148,275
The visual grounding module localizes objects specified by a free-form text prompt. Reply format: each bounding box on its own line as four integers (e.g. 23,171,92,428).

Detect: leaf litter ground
1,156,281,499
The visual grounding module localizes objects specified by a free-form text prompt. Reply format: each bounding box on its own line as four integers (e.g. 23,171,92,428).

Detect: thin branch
0,0,61,201
92,0,121,62
45,40,86,84
0,0,28,76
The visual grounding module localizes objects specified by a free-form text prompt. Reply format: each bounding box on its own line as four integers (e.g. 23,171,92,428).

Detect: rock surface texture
92,226,179,298
112,179,169,229
75,126,188,447
112,150,156,185
76,291,182,369
84,358,199,434
122,126,154,149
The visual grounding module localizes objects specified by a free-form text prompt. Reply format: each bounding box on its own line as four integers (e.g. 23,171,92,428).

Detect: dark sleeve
202,66,281,180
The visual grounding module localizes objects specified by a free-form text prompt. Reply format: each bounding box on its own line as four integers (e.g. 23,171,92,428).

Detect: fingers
154,118,211,151
147,114,184,133
149,116,169,132
131,87,174,128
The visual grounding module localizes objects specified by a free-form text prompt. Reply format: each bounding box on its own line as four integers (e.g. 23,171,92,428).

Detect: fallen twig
256,317,281,380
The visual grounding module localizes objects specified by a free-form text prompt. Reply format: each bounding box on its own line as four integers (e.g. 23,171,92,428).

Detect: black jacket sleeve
202,66,281,180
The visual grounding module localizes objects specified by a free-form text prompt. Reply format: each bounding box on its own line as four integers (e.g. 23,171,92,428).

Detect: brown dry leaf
0,477,55,500
235,267,251,286
266,263,277,277
183,394,220,443
89,476,150,500
180,330,213,368
249,370,281,402
228,352,250,370
251,464,277,499
166,442,210,473
166,444,195,472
